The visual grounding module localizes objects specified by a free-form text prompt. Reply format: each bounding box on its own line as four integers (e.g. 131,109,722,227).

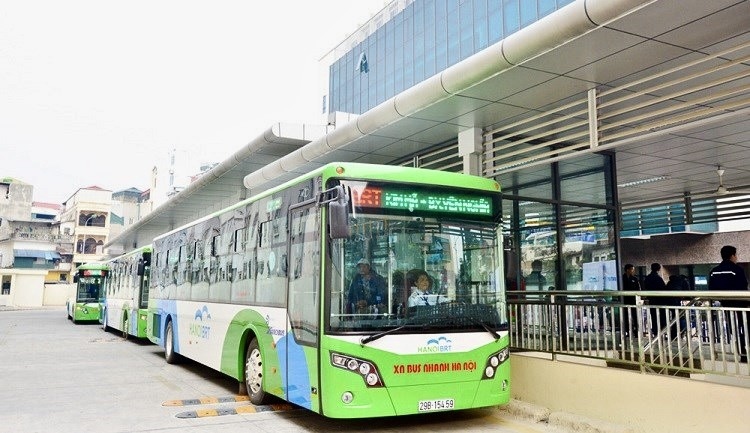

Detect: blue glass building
328,0,574,116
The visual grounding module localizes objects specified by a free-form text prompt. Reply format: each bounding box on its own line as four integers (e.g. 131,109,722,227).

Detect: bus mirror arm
320,186,350,239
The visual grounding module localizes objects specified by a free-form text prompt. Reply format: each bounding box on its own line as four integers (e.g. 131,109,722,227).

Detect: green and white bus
101,245,152,338
67,262,108,323
147,163,510,418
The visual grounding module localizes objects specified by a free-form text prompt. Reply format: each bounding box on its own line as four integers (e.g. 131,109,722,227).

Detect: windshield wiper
360,324,408,345
472,317,502,341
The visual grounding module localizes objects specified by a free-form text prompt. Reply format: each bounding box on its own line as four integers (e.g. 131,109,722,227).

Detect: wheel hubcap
245,348,263,393
166,327,173,357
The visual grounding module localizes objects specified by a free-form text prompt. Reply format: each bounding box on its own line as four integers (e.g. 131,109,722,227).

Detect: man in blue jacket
347,259,386,315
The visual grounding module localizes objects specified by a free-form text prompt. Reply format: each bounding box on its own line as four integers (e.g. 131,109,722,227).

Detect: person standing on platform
644,263,667,337
525,260,547,293
622,263,641,337
708,245,749,362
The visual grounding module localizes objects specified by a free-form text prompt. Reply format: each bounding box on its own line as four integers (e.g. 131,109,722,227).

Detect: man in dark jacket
622,264,641,336
644,263,667,337
709,245,749,361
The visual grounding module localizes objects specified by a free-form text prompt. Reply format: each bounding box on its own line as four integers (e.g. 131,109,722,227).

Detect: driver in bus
347,259,386,315
407,269,448,307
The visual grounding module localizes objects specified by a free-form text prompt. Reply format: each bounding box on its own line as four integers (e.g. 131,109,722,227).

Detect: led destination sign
353,186,492,216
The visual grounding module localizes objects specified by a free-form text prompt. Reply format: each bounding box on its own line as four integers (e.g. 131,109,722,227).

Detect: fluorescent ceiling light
618,176,669,188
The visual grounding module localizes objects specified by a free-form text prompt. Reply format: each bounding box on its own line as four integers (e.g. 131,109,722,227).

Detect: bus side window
259,221,272,247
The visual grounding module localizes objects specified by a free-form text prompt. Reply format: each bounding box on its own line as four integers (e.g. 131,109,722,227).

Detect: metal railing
508,291,750,380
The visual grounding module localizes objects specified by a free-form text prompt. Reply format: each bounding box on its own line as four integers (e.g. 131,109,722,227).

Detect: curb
498,400,634,433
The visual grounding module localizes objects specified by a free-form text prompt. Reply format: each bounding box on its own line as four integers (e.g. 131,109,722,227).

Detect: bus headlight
347,359,359,371
365,373,379,386
482,347,510,380
331,352,384,387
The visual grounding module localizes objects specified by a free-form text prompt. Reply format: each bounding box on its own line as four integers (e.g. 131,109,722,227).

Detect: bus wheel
102,311,110,332
165,320,179,364
122,314,129,340
245,338,269,405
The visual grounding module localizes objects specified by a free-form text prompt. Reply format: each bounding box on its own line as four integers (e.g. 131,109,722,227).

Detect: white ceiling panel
522,27,645,75
654,2,750,50
458,103,529,131
378,139,446,158
366,116,440,139
407,94,493,124
457,66,557,102
605,0,742,38
567,40,691,85
404,122,464,144
500,76,594,110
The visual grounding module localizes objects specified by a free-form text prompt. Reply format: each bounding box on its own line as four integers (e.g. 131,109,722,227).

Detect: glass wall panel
518,202,558,292
394,19,404,94
488,0,503,42
559,153,608,205
459,0,474,60
502,198,523,294
503,0,520,34
447,1,460,66
474,0,489,50
500,152,617,299
560,206,615,292
520,0,536,26
500,164,553,200
539,0,556,16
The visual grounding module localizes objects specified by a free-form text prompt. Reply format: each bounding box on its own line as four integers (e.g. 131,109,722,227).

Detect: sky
0,0,386,204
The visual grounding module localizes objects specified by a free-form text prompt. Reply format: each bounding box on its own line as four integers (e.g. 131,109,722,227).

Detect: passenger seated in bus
347,259,386,315
407,269,448,307
392,270,409,316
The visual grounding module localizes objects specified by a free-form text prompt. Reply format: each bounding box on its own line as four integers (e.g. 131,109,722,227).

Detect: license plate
418,398,455,412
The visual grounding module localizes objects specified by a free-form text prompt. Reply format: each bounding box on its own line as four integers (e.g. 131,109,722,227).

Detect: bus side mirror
137,259,145,276
73,275,79,283
326,186,350,239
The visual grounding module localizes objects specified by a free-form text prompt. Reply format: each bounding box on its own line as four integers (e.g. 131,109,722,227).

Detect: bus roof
77,262,109,271
154,162,500,242
104,245,152,264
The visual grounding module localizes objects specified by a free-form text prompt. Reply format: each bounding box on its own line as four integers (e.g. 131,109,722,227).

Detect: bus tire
245,338,269,405
122,313,129,340
102,311,110,332
165,320,179,364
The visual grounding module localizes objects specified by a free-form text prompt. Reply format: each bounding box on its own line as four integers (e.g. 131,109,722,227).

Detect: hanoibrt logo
417,336,452,353
189,306,212,340
264,314,285,337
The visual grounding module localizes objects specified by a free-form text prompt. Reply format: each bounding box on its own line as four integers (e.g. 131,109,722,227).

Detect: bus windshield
328,204,506,335
77,276,103,302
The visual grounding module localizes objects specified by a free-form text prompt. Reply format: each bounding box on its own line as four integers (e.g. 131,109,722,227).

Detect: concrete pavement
0,306,627,433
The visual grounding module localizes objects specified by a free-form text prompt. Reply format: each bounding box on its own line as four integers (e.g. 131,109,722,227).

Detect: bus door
138,254,151,310
285,204,321,410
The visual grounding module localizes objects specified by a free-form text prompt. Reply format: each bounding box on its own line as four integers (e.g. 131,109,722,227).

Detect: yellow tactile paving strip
163,395,294,418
